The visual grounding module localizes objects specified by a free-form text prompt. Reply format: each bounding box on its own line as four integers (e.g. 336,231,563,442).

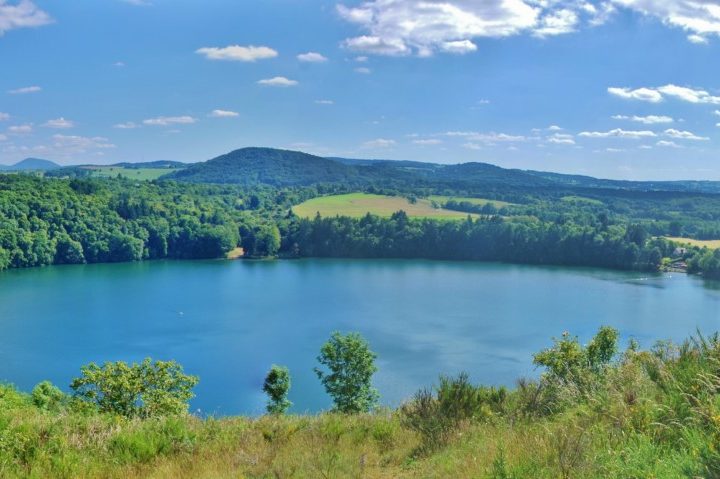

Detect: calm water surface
1,259,719,415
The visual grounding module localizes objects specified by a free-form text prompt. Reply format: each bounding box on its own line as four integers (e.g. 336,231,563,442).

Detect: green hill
167,147,361,186
0,158,61,171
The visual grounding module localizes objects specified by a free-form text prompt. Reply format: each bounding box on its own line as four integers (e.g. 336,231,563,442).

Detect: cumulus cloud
7,85,41,94
208,109,239,118
0,0,52,36
297,52,328,62
608,87,663,102
664,128,709,140
42,117,74,129
257,76,298,87
579,128,656,139
612,114,674,124
196,45,278,62
363,138,396,148
612,0,720,41
7,123,32,134
338,1,622,57
657,140,681,148
609,84,720,104
354,67,371,74
143,115,196,126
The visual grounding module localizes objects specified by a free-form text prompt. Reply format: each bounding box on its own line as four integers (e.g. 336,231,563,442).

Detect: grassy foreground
2,329,720,478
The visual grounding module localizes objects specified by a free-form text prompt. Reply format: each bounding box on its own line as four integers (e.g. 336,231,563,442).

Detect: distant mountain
167,147,361,186
0,158,61,171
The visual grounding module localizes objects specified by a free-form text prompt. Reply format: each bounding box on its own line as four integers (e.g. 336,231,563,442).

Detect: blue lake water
0,259,719,415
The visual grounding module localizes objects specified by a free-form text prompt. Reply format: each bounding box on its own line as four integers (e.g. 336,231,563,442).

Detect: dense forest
2,146,720,278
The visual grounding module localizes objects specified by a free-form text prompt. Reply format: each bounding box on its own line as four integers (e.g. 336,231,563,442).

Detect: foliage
263,365,292,415
70,358,198,418
314,332,379,413
30,381,66,411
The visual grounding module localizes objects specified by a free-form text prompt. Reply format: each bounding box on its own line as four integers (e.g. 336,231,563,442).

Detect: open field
666,237,720,249
292,193,477,219
82,166,177,181
428,195,515,208
561,195,604,205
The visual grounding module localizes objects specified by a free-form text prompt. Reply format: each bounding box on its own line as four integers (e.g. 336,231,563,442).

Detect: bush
401,372,506,454
31,381,66,411
70,358,198,418
314,332,379,414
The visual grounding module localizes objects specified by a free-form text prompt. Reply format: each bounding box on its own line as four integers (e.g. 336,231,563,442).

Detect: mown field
666,237,720,249
292,193,477,219
82,166,178,181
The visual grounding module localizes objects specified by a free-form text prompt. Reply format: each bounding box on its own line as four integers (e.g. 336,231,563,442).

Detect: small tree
263,365,292,415
315,332,379,413
70,358,198,418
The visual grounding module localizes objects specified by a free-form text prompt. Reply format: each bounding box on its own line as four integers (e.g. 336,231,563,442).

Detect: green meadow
292,193,476,219
428,195,515,208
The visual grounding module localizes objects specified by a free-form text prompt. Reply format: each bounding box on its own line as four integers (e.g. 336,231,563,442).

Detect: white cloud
608,87,663,102
0,134,6,141
315,99,334,105
657,140,681,148
363,138,396,148
446,131,526,143
688,34,708,44
208,109,239,118
42,117,74,129
609,84,720,104
337,1,617,57
7,123,32,134
122,0,152,5
0,0,52,36
51,134,116,153
257,76,298,87
196,45,278,62
7,85,41,94
413,138,443,145
664,128,709,140
0,112,8,121
354,67,371,74
548,125,563,131
297,52,328,62
143,115,196,126
355,55,369,62
714,110,720,116
611,0,720,41
612,114,674,124
547,133,575,145
440,39,477,54
578,128,656,139
113,121,139,129
113,61,126,67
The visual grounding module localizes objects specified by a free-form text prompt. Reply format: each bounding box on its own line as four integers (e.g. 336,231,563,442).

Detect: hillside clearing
292,193,477,219
666,237,720,249
428,195,515,208
82,166,177,181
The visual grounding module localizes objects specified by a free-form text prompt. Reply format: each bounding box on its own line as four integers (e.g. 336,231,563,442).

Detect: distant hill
167,147,361,186
0,158,61,171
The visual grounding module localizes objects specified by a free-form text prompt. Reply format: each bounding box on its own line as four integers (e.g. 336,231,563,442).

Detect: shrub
314,332,379,414
70,358,198,418
263,365,292,415
31,381,66,411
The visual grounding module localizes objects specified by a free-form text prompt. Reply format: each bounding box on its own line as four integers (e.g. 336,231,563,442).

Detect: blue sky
1,0,720,180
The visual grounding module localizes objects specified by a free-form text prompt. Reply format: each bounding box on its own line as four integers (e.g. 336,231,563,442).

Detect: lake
0,259,719,415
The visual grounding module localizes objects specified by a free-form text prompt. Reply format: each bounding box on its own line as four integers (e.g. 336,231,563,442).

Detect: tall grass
2,329,720,477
